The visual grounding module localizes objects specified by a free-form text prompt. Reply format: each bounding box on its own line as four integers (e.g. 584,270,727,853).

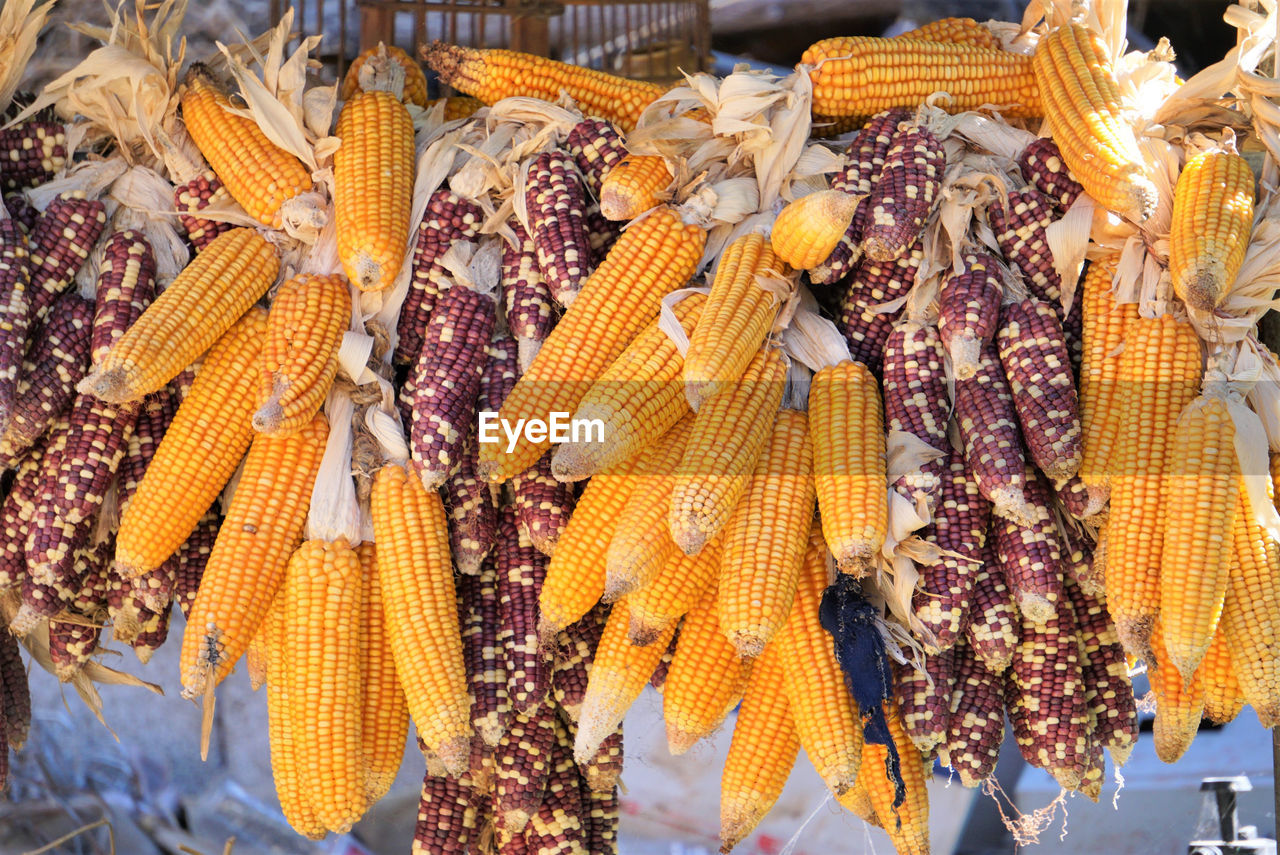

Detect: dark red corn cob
48,616,101,681
503,222,556,359
67,538,112,622
0,291,93,464
963,543,1018,673
939,639,1003,787
0,622,31,753
5,195,39,233
1065,574,1137,767
1054,472,1105,521
993,470,1065,625
914,450,991,652
128,605,171,664
494,705,557,833
988,186,1063,308
0,118,67,191
649,629,678,691
581,777,620,855
459,554,510,746
498,505,552,715
954,343,1037,526
524,719,587,854
396,189,485,365
481,332,520,414
0,445,40,591
413,761,487,853
585,203,622,266
1017,138,1083,214
552,602,609,721
860,118,945,262
12,419,78,634
1060,522,1103,599
938,251,1003,379
496,826,530,855
893,652,954,755
525,150,593,306
510,450,575,557
1008,597,1090,789
117,387,177,511
407,283,496,489
91,231,158,363
26,194,107,327
882,318,949,509
1077,730,1106,802
814,108,911,285
174,170,234,251
566,119,627,197
0,218,32,427
836,238,925,373
173,508,220,617
170,366,198,404
443,434,499,575
996,298,1082,481
579,723,623,794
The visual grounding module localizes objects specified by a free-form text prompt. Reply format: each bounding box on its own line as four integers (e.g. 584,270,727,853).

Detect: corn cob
664,587,752,753
899,16,999,48
0,117,66,191
413,762,486,853
494,706,557,833
988,187,1063,308
525,150,593,306
355,542,408,802
341,44,430,106
860,117,945,261
12,419,76,632
771,190,860,269
1017,138,1084,213
577,722,624,794
954,342,1036,525
173,171,234,252
719,642,799,852
553,293,704,481
90,231,157,361
776,521,862,794
836,238,924,372
996,297,1081,481
498,505,552,715
804,36,1041,119
599,155,672,220
179,411,328,696
372,464,471,772
574,599,674,764
1106,315,1202,657
181,65,313,228
511,452,575,557
938,251,1003,380
1170,146,1254,311
838,777,883,829
893,652,953,755
173,508,220,618
882,318,949,507
914,450,990,651
458,553,508,747
1077,258,1136,488
993,469,1065,624
1221,481,1280,726
649,632,677,691
1031,23,1156,223
860,701,930,855
526,721,588,854
1064,575,1137,765
0,291,91,464
84,228,278,403
443,434,498,575
552,604,608,721
26,194,106,328
810,359,887,574
0,617,31,757
48,612,101,681
4,195,37,235
1200,629,1245,725
1147,621,1205,762
0,218,30,426
566,119,627,197
503,221,556,363
427,95,484,121
395,190,485,365
407,279,496,489
0,436,48,591
671,348,786,555
581,778,620,855
255,273,351,435
483,206,706,482
963,542,1018,673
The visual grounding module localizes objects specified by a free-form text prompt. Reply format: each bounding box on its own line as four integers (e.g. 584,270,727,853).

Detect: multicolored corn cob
1017,138,1084,213
938,251,1003,379
0,115,66,191
1065,575,1137,766
27,193,106,326
882,318,949,507
989,187,1063,308
0,218,30,427
551,604,608,721
836,238,924,372
458,554,509,746
939,639,1004,786
503,221,557,365
173,171,234,251
493,706,557,832
498,505,552,715
525,150,593,306
893,652,953,755
860,118,945,261
525,722,587,853
566,119,627,197
511,452,575,557
954,342,1036,525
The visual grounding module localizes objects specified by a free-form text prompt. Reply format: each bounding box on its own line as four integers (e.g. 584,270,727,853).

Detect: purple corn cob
0,442,43,591
503,223,557,366
26,194,107,328
525,150,592,306
0,619,31,751
940,638,1004,787
1053,472,1105,521
581,777,620,855
407,283,496,489
988,186,1063,308
579,723,623,794
443,433,499,575
174,170,234,251
498,504,552,715
882,318,949,509
551,602,609,722
1060,522,1102,598
963,542,1018,673
395,189,484,365
836,237,925,373
524,719,587,854
4,194,39,233
414,758,488,851
953,342,1035,525
173,508,220,617
480,332,520,414
493,705,557,833
11,420,77,634
860,118,945,262
1065,574,1137,767
893,652,954,755
0,116,67,191
127,604,172,664
566,119,628,198
48,544,110,681
90,230,158,363
1017,138,1084,214
510,450,576,557
459,553,510,746
649,630,678,691
938,251,1003,379
993,469,1065,625
0,219,31,427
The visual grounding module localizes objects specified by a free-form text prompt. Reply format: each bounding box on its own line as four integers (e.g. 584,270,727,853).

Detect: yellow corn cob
357,542,409,802
1078,257,1139,489
1031,23,1157,223
684,233,789,408
1201,628,1245,725
837,777,883,828
255,273,351,435
810,360,888,574
370,464,471,773
422,42,663,131
770,190,859,270
479,205,706,482
116,308,268,577
599,155,673,220
279,538,366,833
860,701,930,855
605,415,693,601
1159,393,1239,683
538,454,642,640
718,409,815,658
426,95,484,121
804,36,1041,120
776,520,862,794
334,64,415,292
1169,146,1255,311
663,586,753,754
340,44,429,106
553,294,704,481
1221,478,1280,726
1148,621,1205,763
899,17,1000,49
669,347,786,555
181,65,314,227
179,412,329,698
1105,315,1201,658
719,643,800,853
626,534,722,646
246,597,275,691
82,229,278,403
574,599,676,764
